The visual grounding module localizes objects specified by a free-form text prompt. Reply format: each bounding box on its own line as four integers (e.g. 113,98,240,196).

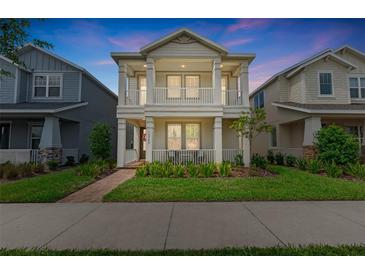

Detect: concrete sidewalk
1,201,365,250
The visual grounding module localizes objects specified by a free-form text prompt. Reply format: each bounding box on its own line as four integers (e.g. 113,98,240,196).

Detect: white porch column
146,117,154,162
39,116,62,149
239,62,249,107
117,119,126,167
303,117,322,146
118,62,128,106
134,125,140,160
214,117,222,163
212,57,222,105
146,57,155,104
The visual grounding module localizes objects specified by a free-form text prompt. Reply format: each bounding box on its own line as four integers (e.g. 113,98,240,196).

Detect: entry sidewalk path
1,201,365,250
59,169,135,202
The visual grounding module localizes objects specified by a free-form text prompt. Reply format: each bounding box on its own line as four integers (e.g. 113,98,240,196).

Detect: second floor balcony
125,88,243,106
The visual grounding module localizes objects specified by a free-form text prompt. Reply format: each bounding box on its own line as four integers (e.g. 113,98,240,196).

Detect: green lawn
104,166,365,202
0,169,93,203
1,245,364,256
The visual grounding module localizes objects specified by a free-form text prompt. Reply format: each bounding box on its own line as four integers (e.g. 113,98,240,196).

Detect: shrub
149,161,164,177
314,125,359,165
285,155,297,167
107,159,117,170
267,150,275,164
274,152,285,165
79,154,89,164
234,154,244,166
33,163,45,173
218,162,232,177
162,162,174,177
187,163,199,177
75,163,102,178
47,160,58,171
2,163,19,180
136,165,148,177
65,156,75,166
18,163,34,177
89,123,112,160
308,159,322,174
172,164,185,178
345,163,365,180
251,154,268,170
296,158,308,170
199,163,216,177
324,161,343,178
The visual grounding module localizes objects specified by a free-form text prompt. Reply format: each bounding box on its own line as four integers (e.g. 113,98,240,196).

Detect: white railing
0,149,36,164
126,149,138,164
222,90,242,106
153,87,214,105
152,149,215,164
126,89,146,105
62,149,79,164
223,149,244,163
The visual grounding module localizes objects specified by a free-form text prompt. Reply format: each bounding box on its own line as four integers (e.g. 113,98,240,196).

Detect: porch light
143,64,147,68
181,65,185,68
220,64,223,68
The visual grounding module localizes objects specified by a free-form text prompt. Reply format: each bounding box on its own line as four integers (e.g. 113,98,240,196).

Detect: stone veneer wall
303,145,316,159
38,148,63,164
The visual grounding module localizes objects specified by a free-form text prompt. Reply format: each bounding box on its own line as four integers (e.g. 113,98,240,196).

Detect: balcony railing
126,89,147,105
152,149,215,164
153,87,214,105
222,90,241,106
222,149,244,163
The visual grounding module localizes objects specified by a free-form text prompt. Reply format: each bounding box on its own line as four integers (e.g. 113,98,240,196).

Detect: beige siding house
250,46,365,161
112,28,255,167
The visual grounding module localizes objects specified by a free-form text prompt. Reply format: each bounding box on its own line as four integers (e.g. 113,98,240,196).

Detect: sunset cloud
108,34,154,51
222,38,255,47
227,19,271,32
93,59,114,66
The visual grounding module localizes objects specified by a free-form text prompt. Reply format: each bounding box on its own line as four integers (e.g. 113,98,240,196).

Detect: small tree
89,123,112,160
314,124,359,165
230,108,272,152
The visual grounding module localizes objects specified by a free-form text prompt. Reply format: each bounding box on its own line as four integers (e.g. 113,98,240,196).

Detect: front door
140,127,146,159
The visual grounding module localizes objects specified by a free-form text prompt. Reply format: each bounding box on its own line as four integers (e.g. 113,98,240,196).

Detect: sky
28,18,365,94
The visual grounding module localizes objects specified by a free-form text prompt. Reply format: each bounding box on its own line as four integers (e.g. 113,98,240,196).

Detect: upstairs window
167,75,181,98
319,72,333,95
139,76,147,105
185,76,199,98
33,74,62,98
254,90,264,109
349,77,365,99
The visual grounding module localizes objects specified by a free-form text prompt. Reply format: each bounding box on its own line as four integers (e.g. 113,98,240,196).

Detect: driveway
1,201,365,250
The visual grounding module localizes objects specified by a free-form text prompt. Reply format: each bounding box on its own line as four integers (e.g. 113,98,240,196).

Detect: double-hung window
221,75,228,105
167,75,181,98
254,90,264,109
185,76,199,98
185,124,200,150
167,124,182,150
319,72,333,95
349,77,365,99
139,76,147,105
167,123,200,150
33,74,62,98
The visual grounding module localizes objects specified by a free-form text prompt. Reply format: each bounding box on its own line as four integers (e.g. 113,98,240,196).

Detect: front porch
0,116,79,164
273,116,365,160
117,117,249,167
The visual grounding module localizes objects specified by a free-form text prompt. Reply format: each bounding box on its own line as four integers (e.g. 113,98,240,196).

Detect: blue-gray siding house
0,44,118,164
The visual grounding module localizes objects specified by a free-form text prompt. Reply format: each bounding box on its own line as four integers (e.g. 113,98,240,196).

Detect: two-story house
0,44,118,164
250,45,365,162
112,28,255,167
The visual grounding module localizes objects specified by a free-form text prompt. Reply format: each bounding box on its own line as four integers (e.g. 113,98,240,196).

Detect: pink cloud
93,59,114,65
312,28,352,51
227,19,271,32
222,38,254,47
108,35,154,51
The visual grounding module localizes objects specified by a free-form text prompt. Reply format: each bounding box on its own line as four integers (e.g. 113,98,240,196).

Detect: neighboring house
112,28,255,167
0,44,118,164
249,45,365,162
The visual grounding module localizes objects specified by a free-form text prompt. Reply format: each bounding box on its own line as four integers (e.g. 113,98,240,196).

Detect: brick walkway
59,169,135,203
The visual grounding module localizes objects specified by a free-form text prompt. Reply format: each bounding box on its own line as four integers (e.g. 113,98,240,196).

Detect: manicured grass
0,169,93,203
1,245,364,256
104,166,365,202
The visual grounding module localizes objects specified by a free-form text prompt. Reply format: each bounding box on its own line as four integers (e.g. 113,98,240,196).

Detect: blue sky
29,18,365,93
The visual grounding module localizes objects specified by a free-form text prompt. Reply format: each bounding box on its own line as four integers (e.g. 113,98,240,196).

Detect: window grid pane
167,76,181,98
167,124,181,150
185,124,200,150
185,76,199,98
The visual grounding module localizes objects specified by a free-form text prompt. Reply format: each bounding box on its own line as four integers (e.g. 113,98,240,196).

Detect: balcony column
146,57,155,104
214,117,222,163
117,119,126,167
239,62,249,107
118,62,128,106
212,57,222,105
39,116,62,164
303,116,322,159
146,117,154,162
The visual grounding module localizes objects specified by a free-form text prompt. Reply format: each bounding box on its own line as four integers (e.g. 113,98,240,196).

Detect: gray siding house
0,44,118,164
